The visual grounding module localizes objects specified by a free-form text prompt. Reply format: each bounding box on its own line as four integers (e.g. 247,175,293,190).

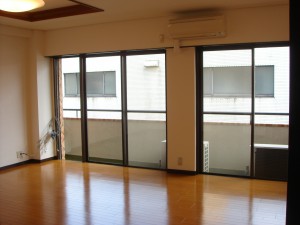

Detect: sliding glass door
126,53,166,169
253,47,289,180
86,55,123,164
55,50,167,169
202,49,252,176
199,44,290,180
61,57,82,161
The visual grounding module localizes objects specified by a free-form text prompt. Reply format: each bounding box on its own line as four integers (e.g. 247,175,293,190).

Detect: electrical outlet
16,151,23,159
178,157,183,166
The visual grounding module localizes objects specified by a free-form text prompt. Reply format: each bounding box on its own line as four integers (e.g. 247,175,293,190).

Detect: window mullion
80,55,89,162
250,48,255,177
103,73,106,96
121,53,128,166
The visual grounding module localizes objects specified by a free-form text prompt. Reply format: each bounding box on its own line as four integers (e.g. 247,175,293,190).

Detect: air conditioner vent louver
203,141,209,172
168,15,226,40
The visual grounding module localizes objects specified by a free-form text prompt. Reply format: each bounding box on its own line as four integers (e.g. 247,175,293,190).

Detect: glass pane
128,113,166,169
62,57,82,160
64,73,79,96
126,54,166,111
255,115,289,145
86,72,104,96
86,56,123,164
254,46,289,180
203,49,252,112
255,66,274,96
254,115,289,180
86,56,121,110
203,114,251,176
104,72,116,95
213,67,251,96
254,47,289,113
87,111,123,164
203,68,213,95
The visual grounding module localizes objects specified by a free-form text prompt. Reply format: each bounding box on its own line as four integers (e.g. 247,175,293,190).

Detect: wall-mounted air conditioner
167,15,226,40
203,141,209,172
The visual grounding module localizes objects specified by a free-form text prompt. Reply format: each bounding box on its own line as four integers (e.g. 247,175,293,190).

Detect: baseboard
29,156,57,163
209,167,247,176
0,156,57,171
129,160,163,169
65,154,82,161
0,160,31,171
167,169,197,175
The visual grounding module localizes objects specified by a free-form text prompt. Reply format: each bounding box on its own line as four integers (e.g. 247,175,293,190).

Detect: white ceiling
0,0,289,30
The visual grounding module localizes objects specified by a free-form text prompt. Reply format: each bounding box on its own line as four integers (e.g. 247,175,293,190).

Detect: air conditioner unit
253,144,288,181
203,141,209,172
167,15,226,40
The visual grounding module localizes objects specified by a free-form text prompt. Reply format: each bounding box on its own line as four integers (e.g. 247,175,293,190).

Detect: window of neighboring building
254,66,274,97
203,65,274,97
64,71,116,97
64,72,79,96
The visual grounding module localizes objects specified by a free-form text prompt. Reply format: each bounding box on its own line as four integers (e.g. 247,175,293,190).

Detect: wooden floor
0,160,287,225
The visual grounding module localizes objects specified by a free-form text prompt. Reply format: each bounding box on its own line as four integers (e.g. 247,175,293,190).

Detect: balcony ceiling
0,0,288,30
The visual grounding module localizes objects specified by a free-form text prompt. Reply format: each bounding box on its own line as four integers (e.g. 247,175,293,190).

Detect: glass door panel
253,47,289,180
86,56,123,164
203,49,252,176
254,115,289,145
128,113,166,169
87,111,123,164
62,57,82,161
126,53,166,169
127,54,166,111
203,50,252,113
203,114,251,176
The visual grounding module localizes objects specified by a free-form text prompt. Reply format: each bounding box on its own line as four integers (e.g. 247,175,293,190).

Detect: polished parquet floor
0,160,287,225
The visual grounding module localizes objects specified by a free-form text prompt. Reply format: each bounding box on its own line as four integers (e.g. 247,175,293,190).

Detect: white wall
44,5,289,56
167,47,196,171
33,31,56,160
0,27,31,167
0,26,55,167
